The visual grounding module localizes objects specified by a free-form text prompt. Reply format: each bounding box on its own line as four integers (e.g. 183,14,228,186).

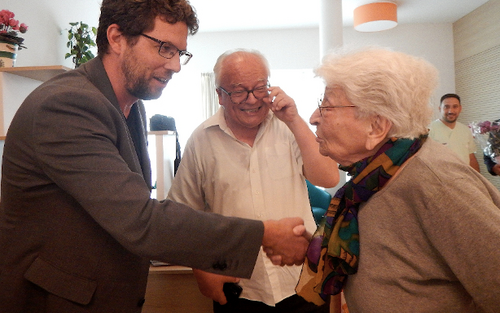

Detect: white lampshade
354,2,398,32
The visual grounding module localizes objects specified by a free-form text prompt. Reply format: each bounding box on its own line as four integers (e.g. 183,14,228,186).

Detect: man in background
0,2,310,312
168,49,338,313
429,93,480,172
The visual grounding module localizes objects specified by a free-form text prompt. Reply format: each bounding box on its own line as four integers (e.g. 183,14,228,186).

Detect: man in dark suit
0,1,310,312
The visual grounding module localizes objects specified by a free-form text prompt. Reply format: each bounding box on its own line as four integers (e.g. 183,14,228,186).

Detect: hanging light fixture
353,1,398,32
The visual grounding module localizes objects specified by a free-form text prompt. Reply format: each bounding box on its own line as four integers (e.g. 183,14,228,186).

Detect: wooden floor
142,265,212,313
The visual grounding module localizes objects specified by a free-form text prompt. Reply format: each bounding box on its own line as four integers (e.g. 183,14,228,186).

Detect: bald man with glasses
168,49,338,313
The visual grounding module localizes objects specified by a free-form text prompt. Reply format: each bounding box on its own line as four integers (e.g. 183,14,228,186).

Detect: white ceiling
189,0,489,32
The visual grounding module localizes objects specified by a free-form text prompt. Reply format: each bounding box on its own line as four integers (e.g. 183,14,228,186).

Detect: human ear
106,24,125,55
216,88,224,105
365,115,392,151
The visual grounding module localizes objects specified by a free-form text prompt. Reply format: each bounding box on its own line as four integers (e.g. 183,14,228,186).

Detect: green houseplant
65,21,97,68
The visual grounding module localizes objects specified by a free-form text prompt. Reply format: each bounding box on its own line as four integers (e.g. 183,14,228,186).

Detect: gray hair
213,49,270,87
316,46,438,139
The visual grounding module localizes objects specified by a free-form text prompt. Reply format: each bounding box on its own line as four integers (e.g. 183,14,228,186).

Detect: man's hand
192,269,240,305
262,217,312,266
265,86,300,125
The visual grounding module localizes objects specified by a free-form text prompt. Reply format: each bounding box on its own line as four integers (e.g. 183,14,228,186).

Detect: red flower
19,23,28,33
0,10,28,49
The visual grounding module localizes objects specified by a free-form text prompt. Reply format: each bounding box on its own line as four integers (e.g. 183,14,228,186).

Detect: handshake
192,217,313,305
262,217,313,266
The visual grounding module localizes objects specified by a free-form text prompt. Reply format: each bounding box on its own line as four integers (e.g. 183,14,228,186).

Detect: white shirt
428,119,477,164
168,108,317,306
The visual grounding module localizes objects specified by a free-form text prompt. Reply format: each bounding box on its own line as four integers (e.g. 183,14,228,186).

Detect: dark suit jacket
0,58,262,312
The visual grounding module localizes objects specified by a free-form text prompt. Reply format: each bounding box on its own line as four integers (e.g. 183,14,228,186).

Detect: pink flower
0,10,14,22
470,120,500,163
8,18,19,28
19,23,28,33
0,10,28,49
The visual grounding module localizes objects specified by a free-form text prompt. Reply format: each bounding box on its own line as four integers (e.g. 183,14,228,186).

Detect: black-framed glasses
140,33,193,65
218,83,270,104
317,98,356,116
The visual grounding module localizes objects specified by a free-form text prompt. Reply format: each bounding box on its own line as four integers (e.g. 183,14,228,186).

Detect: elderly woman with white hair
296,47,500,312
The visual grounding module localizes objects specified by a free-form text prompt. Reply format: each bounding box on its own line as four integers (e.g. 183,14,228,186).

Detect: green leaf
66,21,97,68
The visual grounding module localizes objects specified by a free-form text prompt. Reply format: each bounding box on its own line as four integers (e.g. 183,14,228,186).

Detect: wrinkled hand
192,269,240,305
265,86,300,125
262,217,312,266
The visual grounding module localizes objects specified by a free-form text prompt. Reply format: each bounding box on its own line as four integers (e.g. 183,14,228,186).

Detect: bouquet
0,9,28,49
470,120,500,163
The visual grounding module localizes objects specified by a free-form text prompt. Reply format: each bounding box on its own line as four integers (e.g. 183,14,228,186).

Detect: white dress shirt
168,108,317,306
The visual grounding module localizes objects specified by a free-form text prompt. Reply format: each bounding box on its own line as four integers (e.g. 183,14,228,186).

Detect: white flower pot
0,41,18,67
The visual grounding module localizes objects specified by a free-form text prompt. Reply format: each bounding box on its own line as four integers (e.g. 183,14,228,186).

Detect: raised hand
262,217,312,266
265,86,300,125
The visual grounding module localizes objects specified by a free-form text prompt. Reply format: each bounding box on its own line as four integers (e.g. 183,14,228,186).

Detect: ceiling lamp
353,2,398,32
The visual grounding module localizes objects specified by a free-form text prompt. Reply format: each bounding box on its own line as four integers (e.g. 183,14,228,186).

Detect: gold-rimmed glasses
317,98,356,116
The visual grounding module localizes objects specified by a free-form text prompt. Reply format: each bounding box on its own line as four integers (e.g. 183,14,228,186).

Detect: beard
121,49,170,100
443,114,457,123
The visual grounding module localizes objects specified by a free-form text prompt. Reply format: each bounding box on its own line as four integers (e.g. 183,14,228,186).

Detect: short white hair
316,46,438,139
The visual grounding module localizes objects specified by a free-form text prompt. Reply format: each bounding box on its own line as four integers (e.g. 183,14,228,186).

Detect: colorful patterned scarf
296,136,426,305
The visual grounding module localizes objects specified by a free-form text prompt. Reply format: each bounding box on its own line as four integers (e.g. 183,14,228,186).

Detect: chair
306,180,332,225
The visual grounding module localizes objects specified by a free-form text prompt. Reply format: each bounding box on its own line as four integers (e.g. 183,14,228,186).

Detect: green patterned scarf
296,136,426,305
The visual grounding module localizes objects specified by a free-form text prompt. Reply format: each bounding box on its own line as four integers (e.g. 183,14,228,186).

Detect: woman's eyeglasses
317,97,356,116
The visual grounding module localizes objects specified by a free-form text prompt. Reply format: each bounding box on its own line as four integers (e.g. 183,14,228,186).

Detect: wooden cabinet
143,266,212,313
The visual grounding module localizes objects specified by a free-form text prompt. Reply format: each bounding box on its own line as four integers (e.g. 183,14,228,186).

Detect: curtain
201,72,219,119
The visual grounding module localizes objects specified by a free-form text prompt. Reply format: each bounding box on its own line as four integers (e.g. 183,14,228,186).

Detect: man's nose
164,56,181,73
245,91,259,103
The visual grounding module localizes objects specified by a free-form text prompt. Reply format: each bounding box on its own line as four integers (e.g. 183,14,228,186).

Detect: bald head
213,49,270,87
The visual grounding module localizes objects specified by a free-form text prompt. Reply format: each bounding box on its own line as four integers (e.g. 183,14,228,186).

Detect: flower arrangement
0,9,28,49
470,120,500,163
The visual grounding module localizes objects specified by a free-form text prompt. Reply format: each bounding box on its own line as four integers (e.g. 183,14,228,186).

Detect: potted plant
0,9,28,67
65,21,97,68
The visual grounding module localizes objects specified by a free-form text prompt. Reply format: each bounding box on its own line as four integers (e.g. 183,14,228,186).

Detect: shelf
0,65,71,82
149,265,193,274
148,130,176,135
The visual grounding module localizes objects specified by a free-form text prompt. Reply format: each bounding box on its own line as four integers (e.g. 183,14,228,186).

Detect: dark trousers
213,294,329,313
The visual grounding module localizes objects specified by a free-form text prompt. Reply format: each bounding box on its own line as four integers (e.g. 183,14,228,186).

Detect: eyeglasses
140,33,193,65
317,98,356,116
218,83,270,104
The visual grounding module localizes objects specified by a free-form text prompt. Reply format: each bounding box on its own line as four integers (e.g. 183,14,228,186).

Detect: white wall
8,0,455,105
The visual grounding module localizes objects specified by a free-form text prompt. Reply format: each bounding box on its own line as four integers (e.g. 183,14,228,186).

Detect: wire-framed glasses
218,83,270,104
317,97,356,116
140,33,193,65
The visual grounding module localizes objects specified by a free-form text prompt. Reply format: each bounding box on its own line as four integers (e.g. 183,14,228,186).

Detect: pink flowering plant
0,9,28,49
470,120,500,163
